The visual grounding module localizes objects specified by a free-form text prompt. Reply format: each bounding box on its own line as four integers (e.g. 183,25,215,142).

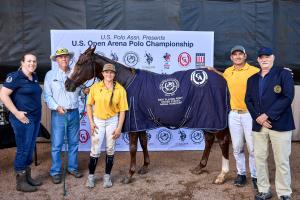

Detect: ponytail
109,80,116,107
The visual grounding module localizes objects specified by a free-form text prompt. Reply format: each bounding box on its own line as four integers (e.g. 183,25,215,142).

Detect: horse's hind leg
122,133,138,184
190,131,215,174
137,131,150,175
214,128,230,184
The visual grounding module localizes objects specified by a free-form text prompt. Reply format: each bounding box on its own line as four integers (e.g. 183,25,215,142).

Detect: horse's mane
94,53,128,71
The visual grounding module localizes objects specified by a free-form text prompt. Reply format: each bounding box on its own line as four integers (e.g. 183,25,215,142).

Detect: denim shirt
43,68,81,110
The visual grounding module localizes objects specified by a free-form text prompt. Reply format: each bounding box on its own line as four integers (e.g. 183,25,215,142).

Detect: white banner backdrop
50,30,214,151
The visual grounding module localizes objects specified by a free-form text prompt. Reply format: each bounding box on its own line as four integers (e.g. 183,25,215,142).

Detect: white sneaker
103,174,112,188
85,175,95,188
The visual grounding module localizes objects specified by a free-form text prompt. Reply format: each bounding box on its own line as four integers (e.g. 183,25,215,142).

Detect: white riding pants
228,111,256,177
90,115,118,157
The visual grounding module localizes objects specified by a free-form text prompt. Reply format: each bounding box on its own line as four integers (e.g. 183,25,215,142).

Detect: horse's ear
91,46,96,53
84,47,91,54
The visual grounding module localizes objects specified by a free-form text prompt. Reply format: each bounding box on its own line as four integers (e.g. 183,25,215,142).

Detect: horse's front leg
214,128,230,184
190,131,215,174
137,131,150,175
122,132,138,184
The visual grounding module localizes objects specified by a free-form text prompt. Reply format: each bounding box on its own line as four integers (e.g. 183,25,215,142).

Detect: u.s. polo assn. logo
159,78,180,96
191,70,208,87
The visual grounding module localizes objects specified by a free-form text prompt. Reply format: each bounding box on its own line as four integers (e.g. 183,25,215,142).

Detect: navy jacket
245,67,295,132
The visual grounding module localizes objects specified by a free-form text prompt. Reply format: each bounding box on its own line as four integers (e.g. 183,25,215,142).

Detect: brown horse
65,47,231,184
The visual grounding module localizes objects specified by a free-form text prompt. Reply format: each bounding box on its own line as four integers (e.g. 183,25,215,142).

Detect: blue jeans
50,109,80,176
9,115,40,172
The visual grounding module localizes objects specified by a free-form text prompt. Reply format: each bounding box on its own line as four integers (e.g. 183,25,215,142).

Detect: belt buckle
232,109,247,114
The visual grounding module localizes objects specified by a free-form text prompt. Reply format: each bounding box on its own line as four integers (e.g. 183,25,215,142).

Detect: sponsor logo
79,129,90,144
195,53,205,68
157,129,172,144
178,52,191,67
190,130,204,144
178,130,187,142
191,70,208,87
159,78,180,96
123,51,139,67
163,53,171,69
110,52,118,61
122,132,130,144
145,52,153,65
5,76,12,83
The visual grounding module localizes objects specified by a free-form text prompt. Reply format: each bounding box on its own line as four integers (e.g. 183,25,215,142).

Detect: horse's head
65,46,101,91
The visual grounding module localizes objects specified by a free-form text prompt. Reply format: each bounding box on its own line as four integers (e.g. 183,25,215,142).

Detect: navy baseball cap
257,47,273,57
231,45,246,54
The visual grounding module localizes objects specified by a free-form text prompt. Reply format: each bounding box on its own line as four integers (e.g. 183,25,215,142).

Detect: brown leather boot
16,170,37,192
26,167,42,186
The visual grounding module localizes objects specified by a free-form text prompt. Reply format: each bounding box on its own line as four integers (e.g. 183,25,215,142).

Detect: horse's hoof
121,176,133,184
213,172,227,184
137,166,149,175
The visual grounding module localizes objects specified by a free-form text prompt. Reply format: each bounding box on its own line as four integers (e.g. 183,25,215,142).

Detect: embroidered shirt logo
5,76,13,83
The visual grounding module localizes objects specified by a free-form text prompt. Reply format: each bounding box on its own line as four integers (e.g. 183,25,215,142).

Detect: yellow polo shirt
87,81,128,120
223,63,259,111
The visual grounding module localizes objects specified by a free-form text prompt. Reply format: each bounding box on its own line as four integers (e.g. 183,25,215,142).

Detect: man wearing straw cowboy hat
44,48,84,184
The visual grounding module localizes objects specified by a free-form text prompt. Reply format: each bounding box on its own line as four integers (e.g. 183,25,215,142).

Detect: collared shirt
223,63,259,110
87,81,128,120
3,70,42,119
43,68,81,110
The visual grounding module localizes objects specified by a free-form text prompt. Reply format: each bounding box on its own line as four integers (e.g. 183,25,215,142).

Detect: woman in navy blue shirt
0,53,42,192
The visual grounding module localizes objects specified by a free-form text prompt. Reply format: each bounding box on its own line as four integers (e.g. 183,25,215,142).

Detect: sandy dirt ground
0,142,299,200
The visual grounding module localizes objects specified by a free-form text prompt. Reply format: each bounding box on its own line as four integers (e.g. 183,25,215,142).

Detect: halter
81,54,97,88
78,54,98,120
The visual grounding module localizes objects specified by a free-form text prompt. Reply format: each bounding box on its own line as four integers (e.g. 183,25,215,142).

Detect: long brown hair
109,80,116,107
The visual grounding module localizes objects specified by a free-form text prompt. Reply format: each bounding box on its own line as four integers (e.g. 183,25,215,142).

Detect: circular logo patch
178,52,191,67
123,51,139,67
191,70,208,87
159,78,180,96
274,85,282,93
5,76,13,83
157,129,172,144
79,129,90,144
191,130,204,144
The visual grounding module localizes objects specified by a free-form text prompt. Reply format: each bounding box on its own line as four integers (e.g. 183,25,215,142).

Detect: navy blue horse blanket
123,69,229,132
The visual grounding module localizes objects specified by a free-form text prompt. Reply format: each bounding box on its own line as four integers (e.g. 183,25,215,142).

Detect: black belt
65,108,77,112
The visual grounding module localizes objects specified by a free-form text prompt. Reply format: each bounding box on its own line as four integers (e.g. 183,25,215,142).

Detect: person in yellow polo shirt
85,63,128,188
209,45,259,189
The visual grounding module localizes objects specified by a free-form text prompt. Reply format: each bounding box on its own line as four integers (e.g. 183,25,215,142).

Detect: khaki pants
253,127,292,197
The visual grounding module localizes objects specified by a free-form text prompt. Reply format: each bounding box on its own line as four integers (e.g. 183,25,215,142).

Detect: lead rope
79,95,87,120
63,113,68,196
